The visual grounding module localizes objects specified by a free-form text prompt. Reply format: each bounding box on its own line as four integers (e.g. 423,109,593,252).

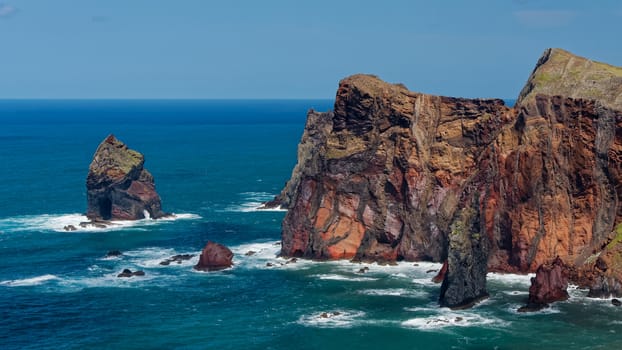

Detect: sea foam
0,212,201,233
297,310,366,328
0,274,59,287
402,308,509,330
224,192,287,212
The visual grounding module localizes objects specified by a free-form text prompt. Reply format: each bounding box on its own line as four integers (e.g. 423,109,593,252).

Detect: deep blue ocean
1,100,620,350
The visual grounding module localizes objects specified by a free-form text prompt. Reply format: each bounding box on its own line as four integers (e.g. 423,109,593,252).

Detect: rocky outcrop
274,48,622,307
439,205,489,308
194,242,233,271
117,269,145,278
278,74,512,262
517,48,622,111
86,135,166,221
573,226,622,297
519,257,569,312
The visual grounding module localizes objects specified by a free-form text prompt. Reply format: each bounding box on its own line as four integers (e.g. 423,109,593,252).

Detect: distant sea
1,99,620,350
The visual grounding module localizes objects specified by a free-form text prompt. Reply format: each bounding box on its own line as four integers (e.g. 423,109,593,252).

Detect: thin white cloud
514,10,576,28
0,3,16,18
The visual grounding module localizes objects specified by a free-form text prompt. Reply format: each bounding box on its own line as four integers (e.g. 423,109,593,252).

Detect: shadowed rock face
273,48,622,307
86,135,165,221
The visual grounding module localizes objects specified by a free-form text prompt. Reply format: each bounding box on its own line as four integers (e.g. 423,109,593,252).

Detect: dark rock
245,251,256,256
286,258,298,264
106,250,123,258
520,257,569,312
194,241,233,272
358,266,370,273
86,134,167,221
64,225,77,231
117,269,145,278
159,254,194,266
612,299,621,306
432,261,448,284
518,304,550,313
320,312,328,318
439,205,489,309
266,262,274,267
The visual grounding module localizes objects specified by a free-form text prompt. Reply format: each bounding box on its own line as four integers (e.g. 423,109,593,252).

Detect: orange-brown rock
274,48,622,306
278,74,512,262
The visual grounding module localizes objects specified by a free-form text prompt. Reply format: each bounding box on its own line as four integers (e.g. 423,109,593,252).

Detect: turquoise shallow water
0,100,620,350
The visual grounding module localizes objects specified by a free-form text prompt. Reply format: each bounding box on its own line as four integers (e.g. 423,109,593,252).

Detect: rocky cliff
86,135,166,221
273,48,622,305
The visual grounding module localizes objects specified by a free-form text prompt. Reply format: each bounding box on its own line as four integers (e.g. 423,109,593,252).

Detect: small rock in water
612,299,621,306
273,242,281,246
358,266,370,273
320,312,329,318
286,258,298,264
160,254,195,266
455,317,463,322
413,263,419,267
63,225,77,231
332,311,341,316
117,269,145,278
106,250,123,258
426,269,437,274
266,262,274,267
245,251,256,256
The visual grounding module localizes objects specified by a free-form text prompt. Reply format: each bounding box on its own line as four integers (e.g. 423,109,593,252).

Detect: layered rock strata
272,48,622,307
86,135,166,221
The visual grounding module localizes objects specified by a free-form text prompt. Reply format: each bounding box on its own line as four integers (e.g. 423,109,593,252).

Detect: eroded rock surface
273,48,622,307
86,135,166,221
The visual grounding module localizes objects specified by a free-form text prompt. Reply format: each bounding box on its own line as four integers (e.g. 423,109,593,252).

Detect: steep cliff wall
277,74,513,262
274,49,622,302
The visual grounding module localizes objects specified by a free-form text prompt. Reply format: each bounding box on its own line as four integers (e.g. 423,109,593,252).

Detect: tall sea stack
86,134,166,221
273,48,622,307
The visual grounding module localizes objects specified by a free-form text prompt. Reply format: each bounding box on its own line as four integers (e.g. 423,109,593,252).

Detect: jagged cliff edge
267,48,622,306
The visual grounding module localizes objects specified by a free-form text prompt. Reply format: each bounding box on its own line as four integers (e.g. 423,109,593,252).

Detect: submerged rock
612,299,621,306
117,269,145,278
194,242,233,272
519,257,569,312
106,250,123,258
159,254,195,266
86,134,166,221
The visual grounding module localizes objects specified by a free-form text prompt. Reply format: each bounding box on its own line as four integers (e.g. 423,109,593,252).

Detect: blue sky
0,0,620,99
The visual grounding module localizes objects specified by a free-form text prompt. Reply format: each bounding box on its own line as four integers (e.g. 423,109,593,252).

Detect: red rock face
194,241,233,272
480,96,622,272
526,257,570,308
276,73,622,276
274,50,622,307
